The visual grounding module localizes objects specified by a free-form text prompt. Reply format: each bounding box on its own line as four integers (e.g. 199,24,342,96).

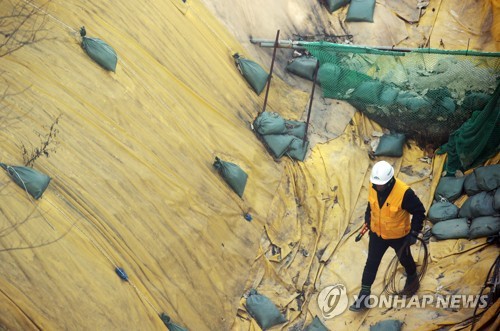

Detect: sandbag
284,120,307,139
435,97,455,114
245,289,287,330
370,319,402,331
233,53,269,95
431,218,469,240
253,112,286,135
346,0,377,23
434,176,465,202
80,27,118,72
304,316,328,331
318,63,371,99
474,164,500,191
459,191,496,219
494,188,500,211
286,138,309,161
213,157,248,198
469,216,500,239
461,92,491,111
428,200,459,224
324,0,351,13
262,134,295,159
373,133,406,157
379,85,400,105
0,163,51,199
351,81,384,104
318,63,342,97
396,91,433,112
464,172,482,196
159,313,188,331
286,56,318,81
351,80,403,105
254,113,308,161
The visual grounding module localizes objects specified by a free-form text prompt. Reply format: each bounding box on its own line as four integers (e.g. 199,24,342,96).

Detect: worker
349,160,426,312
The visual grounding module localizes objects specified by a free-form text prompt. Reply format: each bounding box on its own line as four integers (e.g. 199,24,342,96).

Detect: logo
317,284,349,319
317,283,490,319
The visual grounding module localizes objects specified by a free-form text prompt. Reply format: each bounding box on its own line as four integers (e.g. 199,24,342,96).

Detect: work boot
402,273,420,296
349,288,371,312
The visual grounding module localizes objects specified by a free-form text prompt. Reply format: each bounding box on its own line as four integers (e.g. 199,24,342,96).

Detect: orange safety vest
368,178,411,239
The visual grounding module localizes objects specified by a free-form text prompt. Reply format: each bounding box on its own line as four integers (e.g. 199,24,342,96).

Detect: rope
46,188,162,316
130,282,161,315
471,254,500,331
382,236,429,296
1,166,162,312
21,0,78,34
45,195,116,266
22,0,233,206
17,0,249,222
19,0,244,126
6,1,235,322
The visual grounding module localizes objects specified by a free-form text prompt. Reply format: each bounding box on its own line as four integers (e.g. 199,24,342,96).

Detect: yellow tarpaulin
0,0,498,330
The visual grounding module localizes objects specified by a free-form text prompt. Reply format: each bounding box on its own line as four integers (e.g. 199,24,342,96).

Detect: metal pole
252,38,411,53
261,29,280,115
303,60,320,146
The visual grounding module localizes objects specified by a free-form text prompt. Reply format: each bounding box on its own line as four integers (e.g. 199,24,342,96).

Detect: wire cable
471,254,500,331
382,235,429,296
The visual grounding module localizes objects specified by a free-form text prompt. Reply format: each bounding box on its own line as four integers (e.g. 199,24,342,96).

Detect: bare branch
0,0,52,57
21,114,62,167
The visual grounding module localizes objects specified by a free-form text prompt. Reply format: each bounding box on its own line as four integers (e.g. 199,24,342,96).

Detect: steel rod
303,60,320,147
261,29,280,114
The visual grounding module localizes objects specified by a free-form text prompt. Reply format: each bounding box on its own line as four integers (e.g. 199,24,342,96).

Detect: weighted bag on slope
246,289,287,330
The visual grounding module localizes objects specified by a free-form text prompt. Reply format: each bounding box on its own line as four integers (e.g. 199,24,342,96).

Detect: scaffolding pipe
253,38,415,52
251,38,500,56
251,38,305,49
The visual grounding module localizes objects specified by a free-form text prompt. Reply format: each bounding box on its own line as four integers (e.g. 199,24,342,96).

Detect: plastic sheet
1,1,498,330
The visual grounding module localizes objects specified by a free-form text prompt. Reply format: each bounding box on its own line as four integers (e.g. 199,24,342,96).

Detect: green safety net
301,42,500,166
437,82,500,174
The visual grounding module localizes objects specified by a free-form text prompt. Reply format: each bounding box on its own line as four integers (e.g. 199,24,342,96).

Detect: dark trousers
361,231,416,287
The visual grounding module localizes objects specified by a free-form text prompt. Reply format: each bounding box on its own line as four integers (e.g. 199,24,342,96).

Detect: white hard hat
370,161,394,185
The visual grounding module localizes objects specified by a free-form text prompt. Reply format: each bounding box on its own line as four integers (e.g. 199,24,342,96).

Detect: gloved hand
406,230,419,246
